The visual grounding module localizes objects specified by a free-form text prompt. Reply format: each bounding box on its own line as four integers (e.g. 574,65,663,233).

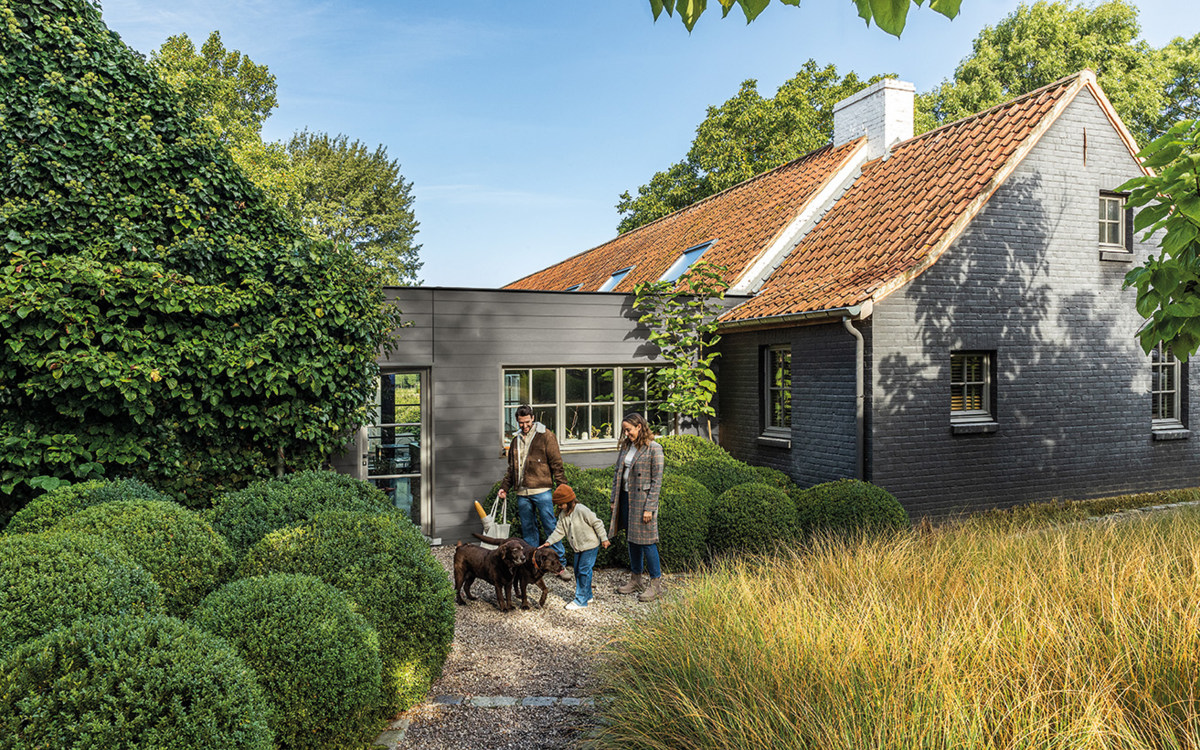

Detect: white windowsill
951,417,998,435
757,429,792,449
1099,247,1134,262
1152,422,1190,441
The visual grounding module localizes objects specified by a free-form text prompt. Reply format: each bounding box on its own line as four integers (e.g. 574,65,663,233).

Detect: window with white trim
660,241,714,283
1099,192,1132,255
598,266,633,292
951,352,994,423
502,366,666,446
1152,343,1184,428
764,346,791,433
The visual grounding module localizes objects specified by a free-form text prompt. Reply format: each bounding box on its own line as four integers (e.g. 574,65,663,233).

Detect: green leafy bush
191,574,383,749
0,614,273,750
793,479,909,537
208,470,391,554
54,500,234,616
241,511,454,713
677,457,761,499
749,465,796,492
657,474,714,572
658,434,731,468
0,532,164,654
5,479,171,535
708,483,799,554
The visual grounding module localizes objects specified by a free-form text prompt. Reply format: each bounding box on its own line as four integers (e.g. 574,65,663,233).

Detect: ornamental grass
590,507,1200,750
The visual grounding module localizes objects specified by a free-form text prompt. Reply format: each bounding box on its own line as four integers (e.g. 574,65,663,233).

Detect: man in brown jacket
499,405,571,580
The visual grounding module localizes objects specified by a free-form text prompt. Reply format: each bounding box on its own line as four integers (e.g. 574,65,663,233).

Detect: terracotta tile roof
720,74,1088,324
503,139,867,293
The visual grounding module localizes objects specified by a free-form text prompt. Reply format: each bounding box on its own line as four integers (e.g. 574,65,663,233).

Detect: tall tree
287,132,422,286
617,62,886,233
648,0,963,37
917,0,1200,145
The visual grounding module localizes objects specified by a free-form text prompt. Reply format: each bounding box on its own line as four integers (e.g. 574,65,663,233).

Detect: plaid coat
607,440,664,546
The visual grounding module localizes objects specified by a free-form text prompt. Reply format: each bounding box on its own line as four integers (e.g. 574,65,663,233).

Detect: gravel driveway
376,543,679,750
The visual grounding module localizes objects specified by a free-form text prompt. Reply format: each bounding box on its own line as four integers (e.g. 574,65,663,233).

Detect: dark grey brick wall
717,322,861,486
870,89,1200,518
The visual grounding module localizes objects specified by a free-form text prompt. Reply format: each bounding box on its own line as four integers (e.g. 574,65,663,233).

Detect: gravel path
376,543,682,750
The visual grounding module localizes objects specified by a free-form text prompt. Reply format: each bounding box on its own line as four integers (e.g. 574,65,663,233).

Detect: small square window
659,241,715,283
951,351,996,427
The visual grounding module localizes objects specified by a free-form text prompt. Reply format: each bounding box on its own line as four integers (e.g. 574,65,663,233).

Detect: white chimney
833,79,915,159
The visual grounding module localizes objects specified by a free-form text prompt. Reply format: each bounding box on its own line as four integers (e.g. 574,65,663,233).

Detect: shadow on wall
875,173,1144,512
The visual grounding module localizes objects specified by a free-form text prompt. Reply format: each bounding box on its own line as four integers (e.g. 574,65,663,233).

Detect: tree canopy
617,62,886,233
0,0,402,511
649,0,963,37
150,32,421,285
917,0,1200,145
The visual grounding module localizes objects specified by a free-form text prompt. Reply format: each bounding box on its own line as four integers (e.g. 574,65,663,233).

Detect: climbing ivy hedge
0,0,402,512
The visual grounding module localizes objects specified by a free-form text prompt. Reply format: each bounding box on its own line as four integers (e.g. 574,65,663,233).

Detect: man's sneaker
556,569,572,581
564,601,587,611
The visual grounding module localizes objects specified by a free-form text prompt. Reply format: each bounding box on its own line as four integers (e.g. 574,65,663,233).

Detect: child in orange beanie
540,484,609,610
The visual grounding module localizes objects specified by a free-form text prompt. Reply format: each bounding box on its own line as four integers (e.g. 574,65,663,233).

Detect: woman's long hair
618,412,654,451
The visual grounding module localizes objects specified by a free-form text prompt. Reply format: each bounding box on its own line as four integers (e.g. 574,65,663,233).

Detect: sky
98,0,1198,289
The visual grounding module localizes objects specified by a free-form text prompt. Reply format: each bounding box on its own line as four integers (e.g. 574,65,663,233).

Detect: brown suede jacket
500,422,566,494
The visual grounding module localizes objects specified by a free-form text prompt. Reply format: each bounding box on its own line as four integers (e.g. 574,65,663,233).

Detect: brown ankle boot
637,577,663,602
616,572,643,595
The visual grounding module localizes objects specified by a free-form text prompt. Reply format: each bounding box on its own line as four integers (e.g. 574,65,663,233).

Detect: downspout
841,316,864,480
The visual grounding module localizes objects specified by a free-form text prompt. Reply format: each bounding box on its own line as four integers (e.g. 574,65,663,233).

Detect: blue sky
100,0,1196,288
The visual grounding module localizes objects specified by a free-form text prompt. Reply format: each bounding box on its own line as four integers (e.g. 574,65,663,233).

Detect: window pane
503,370,529,407
372,477,419,526
565,369,588,402
532,369,556,404
534,408,556,435
623,368,646,399
564,405,588,440
592,369,615,402
591,405,614,439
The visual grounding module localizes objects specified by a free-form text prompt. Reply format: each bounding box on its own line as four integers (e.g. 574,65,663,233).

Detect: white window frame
659,240,715,283
951,352,994,424
763,345,791,436
1099,192,1132,256
598,266,633,292
1152,343,1184,430
501,365,666,449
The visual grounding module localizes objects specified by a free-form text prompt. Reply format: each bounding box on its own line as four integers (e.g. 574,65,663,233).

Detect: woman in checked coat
608,411,665,602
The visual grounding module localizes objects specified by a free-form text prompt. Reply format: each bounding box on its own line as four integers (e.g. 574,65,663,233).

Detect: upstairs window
1152,343,1184,429
951,352,995,424
598,266,633,292
660,241,715,283
1099,192,1132,259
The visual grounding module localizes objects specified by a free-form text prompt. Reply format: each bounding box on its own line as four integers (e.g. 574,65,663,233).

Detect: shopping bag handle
488,494,507,522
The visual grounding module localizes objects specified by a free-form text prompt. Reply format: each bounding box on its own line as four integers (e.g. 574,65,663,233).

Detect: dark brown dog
473,533,564,609
453,539,526,611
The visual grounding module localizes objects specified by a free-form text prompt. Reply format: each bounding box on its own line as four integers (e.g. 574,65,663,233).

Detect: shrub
208,470,392,554
677,457,761,499
5,478,172,535
54,500,234,617
191,574,383,749
0,614,273,750
794,479,909,537
708,483,798,554
656,474,714,572
657,434,731,468
749,465,796,492
241,511,454,713
0,532,164,654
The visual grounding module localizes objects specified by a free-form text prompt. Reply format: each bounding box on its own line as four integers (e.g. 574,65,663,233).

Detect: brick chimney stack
833,79,915,159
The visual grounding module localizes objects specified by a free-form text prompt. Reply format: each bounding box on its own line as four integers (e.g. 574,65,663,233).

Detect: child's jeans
573,546,599,606
628,541,661,579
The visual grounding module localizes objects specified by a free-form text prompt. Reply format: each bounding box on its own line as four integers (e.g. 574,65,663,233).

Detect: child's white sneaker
564,601,587,611
587,597,594,604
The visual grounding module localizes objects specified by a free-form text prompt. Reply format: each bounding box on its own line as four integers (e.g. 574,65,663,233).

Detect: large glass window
951,352,993,422
765,346,791,432
1152,343,1183,427
367,372,423,527
502,366,665,445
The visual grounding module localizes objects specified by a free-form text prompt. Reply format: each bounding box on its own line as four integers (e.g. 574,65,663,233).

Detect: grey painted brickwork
870,90,1200,518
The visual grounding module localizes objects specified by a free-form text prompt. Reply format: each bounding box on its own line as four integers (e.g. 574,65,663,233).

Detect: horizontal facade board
869,91,1200,518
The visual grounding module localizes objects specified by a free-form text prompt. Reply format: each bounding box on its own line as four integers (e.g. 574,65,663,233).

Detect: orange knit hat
552,484,576,506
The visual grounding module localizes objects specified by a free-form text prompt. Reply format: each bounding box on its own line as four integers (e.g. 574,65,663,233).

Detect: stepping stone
431,695,463,705
521,696,557,707
466,695,519,707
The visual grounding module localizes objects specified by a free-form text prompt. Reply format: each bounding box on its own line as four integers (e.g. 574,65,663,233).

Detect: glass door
367,371,427,532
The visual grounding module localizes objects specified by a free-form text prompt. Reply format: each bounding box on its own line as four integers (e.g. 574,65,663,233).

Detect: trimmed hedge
192,574,383,749
657,434,732,468
749,465,796,492
709,483,799,554
208,470,392,555
0,531,164,654
793,479,909,536
53,500,234,617
5,479,172,535
241,511,454,713
677,457,761,499
656,474,714,572
0,615,273,750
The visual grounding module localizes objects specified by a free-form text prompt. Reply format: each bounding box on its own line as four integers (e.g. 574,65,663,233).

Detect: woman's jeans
517,490,565,564
573,546,599,606
628,541,661,579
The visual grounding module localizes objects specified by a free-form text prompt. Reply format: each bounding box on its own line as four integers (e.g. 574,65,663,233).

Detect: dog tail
472,532,511,545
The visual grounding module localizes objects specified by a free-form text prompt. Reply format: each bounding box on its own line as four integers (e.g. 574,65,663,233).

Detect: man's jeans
518,490,565,564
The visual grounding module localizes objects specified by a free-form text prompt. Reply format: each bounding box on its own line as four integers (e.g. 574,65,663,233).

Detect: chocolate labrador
453,538,526,611
472,533,564,609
